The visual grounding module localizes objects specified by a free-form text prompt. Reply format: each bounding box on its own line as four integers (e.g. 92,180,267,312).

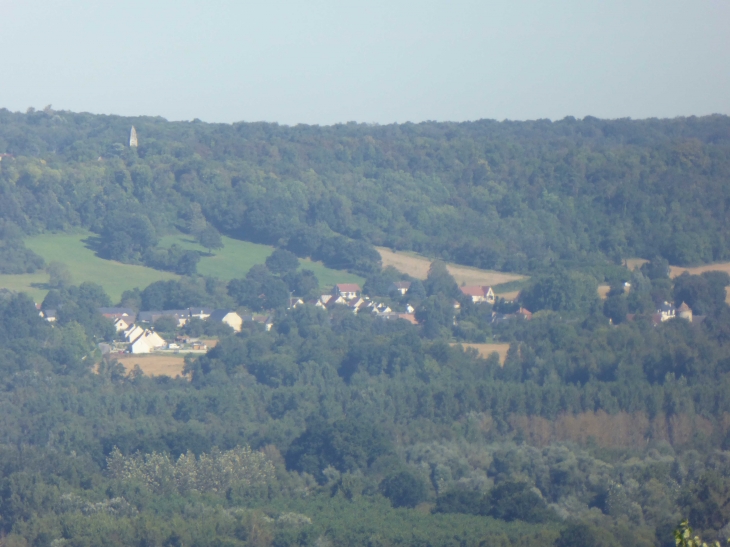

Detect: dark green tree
380,470,428,508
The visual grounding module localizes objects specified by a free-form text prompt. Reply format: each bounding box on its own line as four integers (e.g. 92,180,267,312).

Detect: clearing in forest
377,247,525,291
0,232,361,302
452,343,511,365
114,355,187,378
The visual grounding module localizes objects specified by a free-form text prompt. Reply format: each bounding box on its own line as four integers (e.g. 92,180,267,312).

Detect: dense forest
0,257,726,546
1,109,730,275
1,110,730,546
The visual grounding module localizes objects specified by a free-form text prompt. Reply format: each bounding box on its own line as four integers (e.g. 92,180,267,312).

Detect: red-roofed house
516,307,532,320
459,286,495,304
334,284,361,300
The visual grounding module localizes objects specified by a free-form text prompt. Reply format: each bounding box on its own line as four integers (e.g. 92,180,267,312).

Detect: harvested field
377,247,525,287
669,262,730,278
626,257,730,280
496,290,520,301
625,258,649,271
452,343,510,365
115,355,187,378
597,285,611,300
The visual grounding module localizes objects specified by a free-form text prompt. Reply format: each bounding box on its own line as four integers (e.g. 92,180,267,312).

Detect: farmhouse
459,286,495,304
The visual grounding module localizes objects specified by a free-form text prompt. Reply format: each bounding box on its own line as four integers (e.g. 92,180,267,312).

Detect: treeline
2,109,730,274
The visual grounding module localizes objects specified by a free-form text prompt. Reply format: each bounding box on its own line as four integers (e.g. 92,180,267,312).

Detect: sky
0,0,728,125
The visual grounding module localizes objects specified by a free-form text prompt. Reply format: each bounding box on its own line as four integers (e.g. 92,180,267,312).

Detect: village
35,277,698,358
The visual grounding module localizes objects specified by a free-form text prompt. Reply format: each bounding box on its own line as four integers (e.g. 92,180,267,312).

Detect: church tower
129,126,138,148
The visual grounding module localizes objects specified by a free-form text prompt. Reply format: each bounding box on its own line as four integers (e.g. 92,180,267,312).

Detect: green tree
423,261,459,298
521,269,598,316
197,224,223,252
265,249,299,274
380,470,428,508
46,261,72,289
415,295,454,339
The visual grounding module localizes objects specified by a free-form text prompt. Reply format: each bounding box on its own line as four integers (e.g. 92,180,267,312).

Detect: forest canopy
1,110,730,275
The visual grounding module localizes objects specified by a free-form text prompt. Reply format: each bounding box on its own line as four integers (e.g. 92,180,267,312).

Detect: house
325,295,348,309
491,307,532,323
129,330,166,354
137,310,190,327
112,316,135,332
208,310,243,332
334,284,361,300
516,307,532,320
390,281,411,295
124,324,144,342
657,302,676,322
377,312,419,325
242,314,274,332
188,308,212,320
41,309,57,322
347,297,367,314
459,286,495,304
371,303,392,315
98,307,136,321
677,302,693,322
287,297,304,309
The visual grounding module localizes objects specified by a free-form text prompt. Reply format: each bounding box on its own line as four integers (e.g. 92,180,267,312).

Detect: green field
158,234,363,287
0,232,362,303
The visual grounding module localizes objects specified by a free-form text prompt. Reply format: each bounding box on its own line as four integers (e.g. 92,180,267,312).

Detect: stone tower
129,126,138,148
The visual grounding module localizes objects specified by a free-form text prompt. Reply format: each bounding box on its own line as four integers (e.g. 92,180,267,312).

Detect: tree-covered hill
2,108,730,274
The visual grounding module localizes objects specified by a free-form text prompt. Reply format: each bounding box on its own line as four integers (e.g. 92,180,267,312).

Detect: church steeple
129,126,138,147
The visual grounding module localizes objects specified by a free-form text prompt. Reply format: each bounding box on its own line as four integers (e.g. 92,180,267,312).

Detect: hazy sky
1,0,728,125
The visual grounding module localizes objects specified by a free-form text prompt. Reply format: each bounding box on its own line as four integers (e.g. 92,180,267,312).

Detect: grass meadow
0,232,362,303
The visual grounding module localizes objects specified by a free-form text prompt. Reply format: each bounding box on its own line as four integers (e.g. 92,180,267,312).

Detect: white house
113,317,134,332
129,330,166,354
124,324,144,342
334,284,361,300
208,310,243,332
459,286,496,304
657,302,676,322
